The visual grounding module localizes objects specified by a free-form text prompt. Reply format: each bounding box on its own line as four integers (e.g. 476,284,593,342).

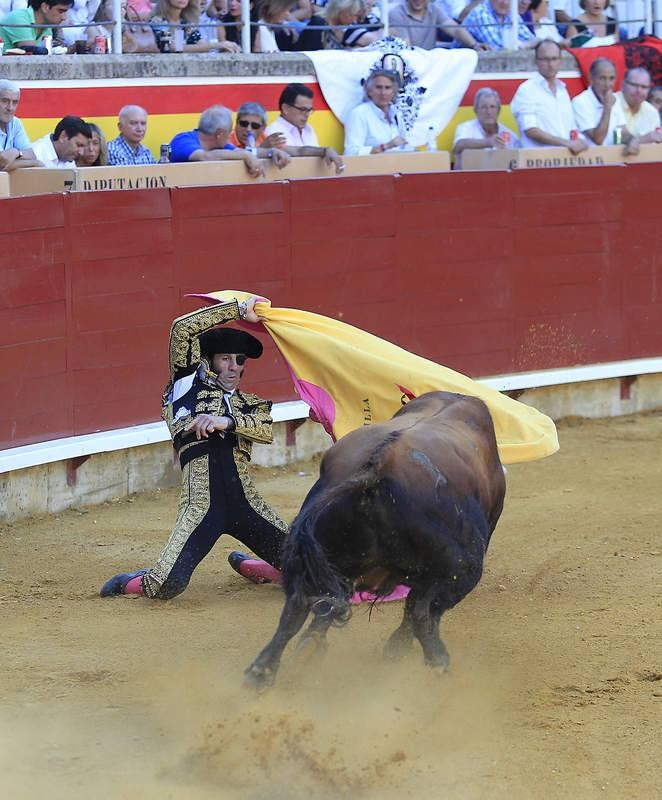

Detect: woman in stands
76,123,108,167
218,0,258,48
150,0,240,52
566,0,619,46
323,0,382,48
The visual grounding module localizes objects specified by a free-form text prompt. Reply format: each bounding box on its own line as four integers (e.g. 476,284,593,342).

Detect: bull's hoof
383,633,413,662
243,663,276,691
296,632,329,663
426,654,450,675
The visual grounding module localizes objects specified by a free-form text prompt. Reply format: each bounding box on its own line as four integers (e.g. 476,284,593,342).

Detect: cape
569,35,662,89
193,290,559,465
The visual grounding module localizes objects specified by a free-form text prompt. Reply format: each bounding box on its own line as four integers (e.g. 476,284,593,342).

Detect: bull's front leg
244,595,311,690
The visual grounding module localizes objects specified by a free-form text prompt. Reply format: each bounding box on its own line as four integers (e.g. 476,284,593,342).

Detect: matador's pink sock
124,575,144,594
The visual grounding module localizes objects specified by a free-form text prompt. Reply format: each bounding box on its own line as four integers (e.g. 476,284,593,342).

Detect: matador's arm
230,394,274,445
168,300,241,379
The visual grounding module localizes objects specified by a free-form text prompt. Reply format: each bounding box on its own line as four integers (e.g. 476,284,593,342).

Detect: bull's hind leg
411,587,450,672
383,588,417,661
244,596,310,690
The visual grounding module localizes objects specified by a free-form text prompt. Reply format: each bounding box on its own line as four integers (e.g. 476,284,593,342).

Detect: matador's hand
185,414,231,440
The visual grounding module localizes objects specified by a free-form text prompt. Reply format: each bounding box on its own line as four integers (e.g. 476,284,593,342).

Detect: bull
245,391,506,689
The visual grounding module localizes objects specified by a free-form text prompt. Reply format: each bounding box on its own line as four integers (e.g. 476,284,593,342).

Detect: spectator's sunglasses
238,120,263,130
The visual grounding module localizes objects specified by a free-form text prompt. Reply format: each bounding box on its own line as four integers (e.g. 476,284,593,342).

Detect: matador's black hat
199,327,263,360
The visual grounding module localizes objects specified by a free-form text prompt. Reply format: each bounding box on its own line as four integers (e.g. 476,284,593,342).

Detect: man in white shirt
615,68,662,144
26,116,92,168
453,86,519,168
572,57,628,147
264,83,320,147
511,39,587,154
0,80,39,172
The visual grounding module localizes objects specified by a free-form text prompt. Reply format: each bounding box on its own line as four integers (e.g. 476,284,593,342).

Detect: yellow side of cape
206,290,560,464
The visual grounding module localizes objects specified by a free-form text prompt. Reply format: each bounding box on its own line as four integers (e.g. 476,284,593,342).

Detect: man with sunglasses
615,68,662,144
100,295,288,600
233,99,345,174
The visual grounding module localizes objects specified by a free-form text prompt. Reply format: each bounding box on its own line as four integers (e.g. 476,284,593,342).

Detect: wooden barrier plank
461,149,517,171
0,171,10,198
10,168,76,197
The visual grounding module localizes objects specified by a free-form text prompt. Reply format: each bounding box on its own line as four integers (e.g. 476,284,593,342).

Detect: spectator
228,101,286,148
649,86,662,124
274,0,326,51
264,83,319,146
323,0,382,48
528,0,565,42
343,68,408,156
0,0,73,49
571,57,634,148
24,116,92,168
150,0,239,52
463,0,537,49
218,0,257,49
76,122,109,166
510,39,588,153
566,0,618,46
254,0,292,51
453,87,519,168
0,79,32,172
61,0,100,45
389,0,487,50
616,68,662,143
199,0,230,41
231,100,345,172
127,0,152,20
87,0,159,53
107,105,156,165
169,104,291,177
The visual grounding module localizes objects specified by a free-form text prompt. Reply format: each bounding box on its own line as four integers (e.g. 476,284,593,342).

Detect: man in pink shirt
265,83,321,146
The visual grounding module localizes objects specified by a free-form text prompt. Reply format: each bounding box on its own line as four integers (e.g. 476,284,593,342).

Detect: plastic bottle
0,38,4,57
426,126,438,152
246,131,257,154
158,144,171,163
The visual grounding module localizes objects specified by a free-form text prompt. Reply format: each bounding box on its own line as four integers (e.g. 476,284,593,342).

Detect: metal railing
2,0,659,55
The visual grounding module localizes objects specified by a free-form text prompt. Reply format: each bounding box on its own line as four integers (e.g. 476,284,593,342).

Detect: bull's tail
280,500,352,625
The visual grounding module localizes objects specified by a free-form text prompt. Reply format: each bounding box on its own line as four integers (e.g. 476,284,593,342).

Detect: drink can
570,129,579,141
94,35,107,54
501,131,510,145
159,144,171,163
43,34,52,54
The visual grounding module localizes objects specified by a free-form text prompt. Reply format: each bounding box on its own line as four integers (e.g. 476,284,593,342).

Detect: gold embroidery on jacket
229,391,274,445
234,453,289,535
143,454,211,597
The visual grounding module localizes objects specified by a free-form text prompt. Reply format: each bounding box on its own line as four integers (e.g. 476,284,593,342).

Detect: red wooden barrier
1,163,661,450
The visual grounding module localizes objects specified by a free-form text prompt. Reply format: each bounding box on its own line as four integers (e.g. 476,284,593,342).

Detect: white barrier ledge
2,359,661,474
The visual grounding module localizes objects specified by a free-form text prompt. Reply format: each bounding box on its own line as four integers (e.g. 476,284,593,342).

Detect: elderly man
615,68,662,144
0,80,35,171
389,0,487,50
463,0,537,49
572,57,640,155
453,86,519,168
101,295,289,600
0,0,73,49
107,105,156,166
22,116,92,168
511,39,587,154
232,100,345,174
169,105,290,178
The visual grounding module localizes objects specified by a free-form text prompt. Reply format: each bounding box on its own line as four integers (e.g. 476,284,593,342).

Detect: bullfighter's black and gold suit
141,300,288,599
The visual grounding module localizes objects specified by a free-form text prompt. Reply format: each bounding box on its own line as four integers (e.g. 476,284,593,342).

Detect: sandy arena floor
1,412,661,800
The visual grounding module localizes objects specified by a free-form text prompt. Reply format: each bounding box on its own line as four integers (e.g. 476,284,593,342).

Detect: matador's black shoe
99,569,147,597
228,552,281,585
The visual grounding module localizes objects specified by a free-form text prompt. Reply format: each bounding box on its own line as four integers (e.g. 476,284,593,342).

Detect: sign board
461,149,518,171
10,168,76,197
0,171,10,198
515,143,662,169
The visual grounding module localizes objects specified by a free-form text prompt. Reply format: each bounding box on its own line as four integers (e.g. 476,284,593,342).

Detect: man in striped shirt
107,105,156,166
463,0,536,50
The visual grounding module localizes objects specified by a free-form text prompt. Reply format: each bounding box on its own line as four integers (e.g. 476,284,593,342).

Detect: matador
100,295,286,599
